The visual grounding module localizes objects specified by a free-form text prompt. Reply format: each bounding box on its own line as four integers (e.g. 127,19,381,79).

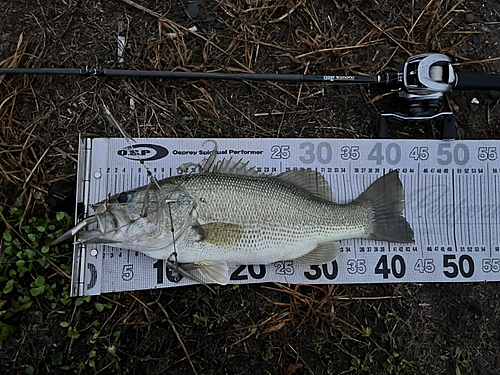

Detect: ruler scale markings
424,174,431,246
70,139,500,296
470,173,474,245
354,172,361,255
130,167,134,191
436,174,442,245
434,174,439,246
454,171,460,245
343,167,356,258
473,173,478,245
429,173,433,246
466,172,470,245
477,173,486,253
462,172,467,245
495,173,497,254
446,174,454,247
411,172,424,258
462,171,467,246
480,174,486,248
413,171,420,248
487,164,492,258
461,172,466,245
439,173,444,247
474,173,478,245
452,169,458,251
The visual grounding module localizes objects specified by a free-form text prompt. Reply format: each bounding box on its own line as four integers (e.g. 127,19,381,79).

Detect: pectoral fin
294,242,340,265
195,222,243,247
195,261,230,285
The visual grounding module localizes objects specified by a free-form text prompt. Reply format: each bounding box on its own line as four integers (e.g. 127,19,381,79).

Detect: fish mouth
50,209,137,246
50,215,98,245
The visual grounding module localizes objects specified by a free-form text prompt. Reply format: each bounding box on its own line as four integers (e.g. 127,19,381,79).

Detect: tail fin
354,171,414,243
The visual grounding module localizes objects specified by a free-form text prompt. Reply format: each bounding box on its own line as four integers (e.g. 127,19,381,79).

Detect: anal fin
294,242,340,265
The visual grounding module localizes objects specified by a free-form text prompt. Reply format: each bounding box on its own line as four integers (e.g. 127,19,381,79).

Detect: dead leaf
263,321,286,334
284,363,303,375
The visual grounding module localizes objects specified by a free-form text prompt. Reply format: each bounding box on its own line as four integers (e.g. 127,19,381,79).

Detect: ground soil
1,0,500,374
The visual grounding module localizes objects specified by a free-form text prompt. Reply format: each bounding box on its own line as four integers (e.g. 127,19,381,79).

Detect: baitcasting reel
381,53,500,140
381,53,457,140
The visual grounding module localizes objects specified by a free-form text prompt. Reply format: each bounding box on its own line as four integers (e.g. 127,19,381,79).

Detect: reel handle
454,73,500,90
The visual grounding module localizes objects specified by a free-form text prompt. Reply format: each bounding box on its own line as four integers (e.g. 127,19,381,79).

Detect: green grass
0,206,73,346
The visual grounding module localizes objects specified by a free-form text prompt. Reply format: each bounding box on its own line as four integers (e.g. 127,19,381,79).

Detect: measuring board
71,138,500,296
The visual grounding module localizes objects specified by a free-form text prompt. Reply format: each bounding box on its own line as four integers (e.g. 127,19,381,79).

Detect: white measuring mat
71,138,500,296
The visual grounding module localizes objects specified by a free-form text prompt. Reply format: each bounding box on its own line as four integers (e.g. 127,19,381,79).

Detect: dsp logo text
116,144,169,161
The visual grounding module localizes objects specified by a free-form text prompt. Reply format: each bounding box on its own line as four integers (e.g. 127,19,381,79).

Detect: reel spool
380,53,458,140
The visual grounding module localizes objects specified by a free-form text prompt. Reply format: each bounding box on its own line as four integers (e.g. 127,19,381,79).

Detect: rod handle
454,73,500,90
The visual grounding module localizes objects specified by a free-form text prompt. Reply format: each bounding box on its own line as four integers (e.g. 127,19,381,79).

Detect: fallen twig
157,301,199,375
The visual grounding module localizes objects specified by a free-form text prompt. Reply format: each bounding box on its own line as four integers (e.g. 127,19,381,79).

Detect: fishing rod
2,53,500,140
0,67,390,84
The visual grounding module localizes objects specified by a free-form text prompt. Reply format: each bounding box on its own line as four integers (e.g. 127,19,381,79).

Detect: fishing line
100,105,218,290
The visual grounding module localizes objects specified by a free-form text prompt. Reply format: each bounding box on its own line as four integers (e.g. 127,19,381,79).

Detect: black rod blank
454,73,500,90
0,67,382,84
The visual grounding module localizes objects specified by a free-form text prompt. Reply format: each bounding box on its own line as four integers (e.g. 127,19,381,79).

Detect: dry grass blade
157,302,199,375
270,0,305,23
365,91,396,105
258,283,373,345
408,0,435,39
453,56,500,66
294,40,383,59
352,4,411,55
121,0,253,73
262,321,286,334
22,145,51,190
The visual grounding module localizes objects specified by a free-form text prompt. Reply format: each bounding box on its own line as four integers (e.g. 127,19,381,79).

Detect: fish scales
165,172,372,264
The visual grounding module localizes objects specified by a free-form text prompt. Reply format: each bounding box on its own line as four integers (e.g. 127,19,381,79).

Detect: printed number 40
375,255,406,279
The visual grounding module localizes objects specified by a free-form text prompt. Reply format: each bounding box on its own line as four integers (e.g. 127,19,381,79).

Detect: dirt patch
1,0,500,374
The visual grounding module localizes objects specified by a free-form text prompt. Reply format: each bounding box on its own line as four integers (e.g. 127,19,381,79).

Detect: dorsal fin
209,157,262,177
277,170,334,201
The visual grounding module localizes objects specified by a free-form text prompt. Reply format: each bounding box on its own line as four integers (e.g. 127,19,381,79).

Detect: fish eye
118,192,129,204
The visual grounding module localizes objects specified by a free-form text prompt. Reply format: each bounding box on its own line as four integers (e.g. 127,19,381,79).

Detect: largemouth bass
53,143,414,285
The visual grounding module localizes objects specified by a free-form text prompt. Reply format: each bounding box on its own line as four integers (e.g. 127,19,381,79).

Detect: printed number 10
153,259,183,283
